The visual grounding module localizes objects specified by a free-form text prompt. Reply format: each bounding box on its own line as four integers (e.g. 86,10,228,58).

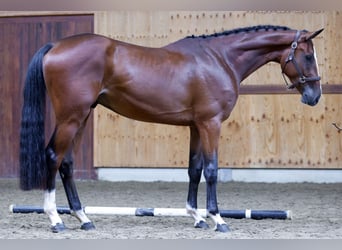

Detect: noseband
282,30,321,89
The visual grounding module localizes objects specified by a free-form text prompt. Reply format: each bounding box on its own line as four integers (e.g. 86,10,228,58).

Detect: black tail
20,43,54,190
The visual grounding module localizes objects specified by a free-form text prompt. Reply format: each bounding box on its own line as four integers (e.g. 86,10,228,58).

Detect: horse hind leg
44,130,65,233
59,152,94,230
44,111,94,232
59,117,95,231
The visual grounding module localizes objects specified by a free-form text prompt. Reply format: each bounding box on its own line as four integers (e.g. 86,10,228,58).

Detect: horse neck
217,30,296,82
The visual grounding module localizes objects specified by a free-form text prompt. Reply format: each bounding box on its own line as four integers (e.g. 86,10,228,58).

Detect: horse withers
19,25,323,233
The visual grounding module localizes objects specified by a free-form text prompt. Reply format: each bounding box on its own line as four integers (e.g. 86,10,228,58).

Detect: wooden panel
218,94,340,168
0,14,95,178
93,11,342,169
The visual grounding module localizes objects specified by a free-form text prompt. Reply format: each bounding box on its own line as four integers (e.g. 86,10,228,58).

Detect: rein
282,30,321,89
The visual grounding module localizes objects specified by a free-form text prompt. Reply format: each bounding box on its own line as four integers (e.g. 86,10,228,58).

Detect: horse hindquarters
21,41,97,232
41,37,108,231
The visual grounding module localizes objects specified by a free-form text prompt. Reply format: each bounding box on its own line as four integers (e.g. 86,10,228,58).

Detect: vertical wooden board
324,11,342,84
277,96,307,167
0,22,20,177
301,101,326,167
150,12,170,47
245,96,272,166
218,95,252,167
94,106,134,166
321,95,342,168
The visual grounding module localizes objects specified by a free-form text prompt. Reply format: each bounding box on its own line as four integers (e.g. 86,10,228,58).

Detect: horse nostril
308,95,320,106
301,93,308,104
301,92,321,106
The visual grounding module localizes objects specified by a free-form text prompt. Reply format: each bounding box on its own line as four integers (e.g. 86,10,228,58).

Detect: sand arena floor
1,178,342,239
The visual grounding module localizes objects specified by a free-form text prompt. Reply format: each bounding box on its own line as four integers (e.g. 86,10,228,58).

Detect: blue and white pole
9,204,292,220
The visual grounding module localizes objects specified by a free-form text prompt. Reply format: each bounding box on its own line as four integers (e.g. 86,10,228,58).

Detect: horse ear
305,28,324,41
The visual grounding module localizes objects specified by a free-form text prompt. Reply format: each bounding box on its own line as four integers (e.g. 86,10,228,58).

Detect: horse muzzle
301,87,321,106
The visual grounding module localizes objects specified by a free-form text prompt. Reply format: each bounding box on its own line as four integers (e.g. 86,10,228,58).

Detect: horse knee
188,167,202,183
188,152,203,183
203,165,218,184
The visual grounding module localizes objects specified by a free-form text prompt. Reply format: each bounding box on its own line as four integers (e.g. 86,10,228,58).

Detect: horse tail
20,43,54,191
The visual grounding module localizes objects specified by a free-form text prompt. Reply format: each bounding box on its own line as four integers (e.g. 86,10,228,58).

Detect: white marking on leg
186,203,206,226
208,213,227,231
43,189,63,226
72,209,91,224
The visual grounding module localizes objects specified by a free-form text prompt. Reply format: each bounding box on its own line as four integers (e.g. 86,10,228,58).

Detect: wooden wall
0,13,95,178
92,11,342,169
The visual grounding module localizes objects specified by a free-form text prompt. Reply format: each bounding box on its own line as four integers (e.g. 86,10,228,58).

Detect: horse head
281,28,324,106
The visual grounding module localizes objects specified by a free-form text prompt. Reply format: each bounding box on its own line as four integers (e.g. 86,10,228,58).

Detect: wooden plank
239,84,342,95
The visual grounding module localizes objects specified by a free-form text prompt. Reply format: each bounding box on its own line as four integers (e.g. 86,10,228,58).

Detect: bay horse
20,25,323,233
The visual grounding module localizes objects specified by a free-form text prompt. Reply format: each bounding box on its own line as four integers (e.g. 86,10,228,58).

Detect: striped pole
9,205,292,220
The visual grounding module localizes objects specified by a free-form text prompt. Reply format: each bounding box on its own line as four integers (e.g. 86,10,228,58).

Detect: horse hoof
51,223,66,233
81,222,95,231
195,220,209,229
215,223,230,233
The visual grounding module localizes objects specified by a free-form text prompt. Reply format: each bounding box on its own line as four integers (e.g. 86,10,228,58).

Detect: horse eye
305,54,314,62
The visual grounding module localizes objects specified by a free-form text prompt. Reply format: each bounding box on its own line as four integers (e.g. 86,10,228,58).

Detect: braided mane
186,25,293,39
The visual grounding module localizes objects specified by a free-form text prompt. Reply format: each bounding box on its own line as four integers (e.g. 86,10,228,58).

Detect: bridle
281,30,321,89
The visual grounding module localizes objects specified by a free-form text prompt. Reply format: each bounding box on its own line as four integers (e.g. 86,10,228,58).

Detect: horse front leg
186,126,209,229
59,151,95,231
197,119,229,232
203,152,229,232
